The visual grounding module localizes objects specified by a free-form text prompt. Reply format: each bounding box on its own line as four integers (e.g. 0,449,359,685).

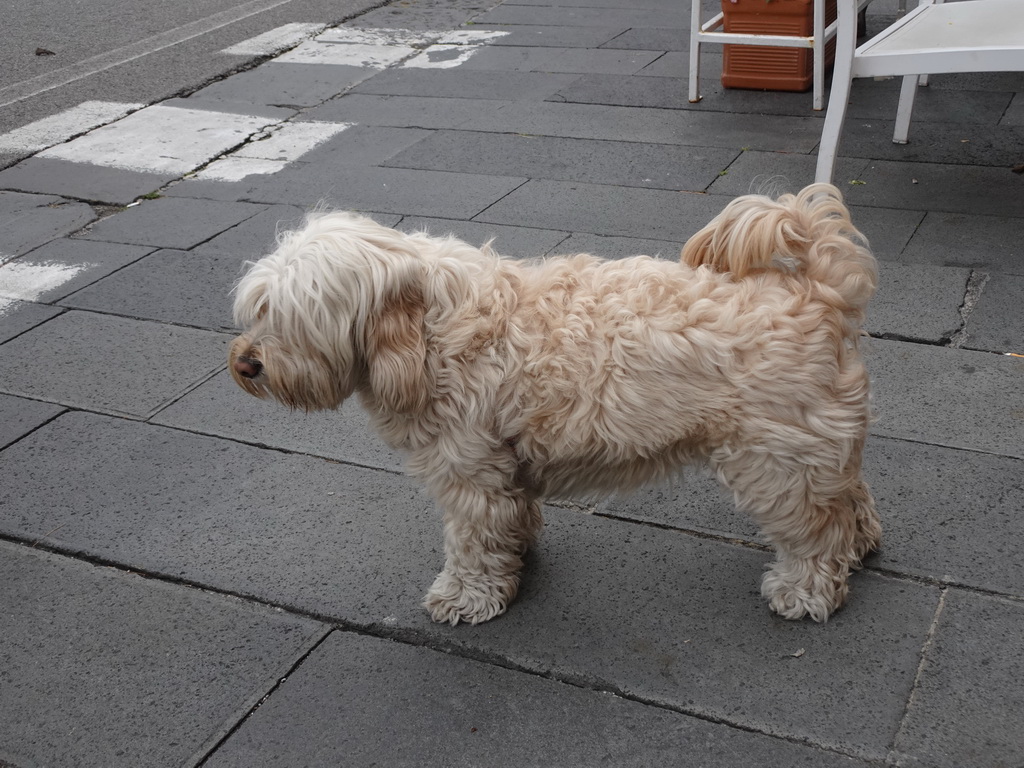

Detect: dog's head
229,211,430,413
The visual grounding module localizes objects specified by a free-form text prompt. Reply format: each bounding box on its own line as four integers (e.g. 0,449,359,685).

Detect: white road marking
436,30,510,45
275,27,508,69
0,102,145,155
220,23,326,56
0,260,94,317
0,0,310,109
39,105,278,175
234,121,353,158
402,44,484,69
195,121,352,181
274,40,415,67
313,27,443,46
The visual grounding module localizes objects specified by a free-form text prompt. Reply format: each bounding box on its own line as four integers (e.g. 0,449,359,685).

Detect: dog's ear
364,288,429,414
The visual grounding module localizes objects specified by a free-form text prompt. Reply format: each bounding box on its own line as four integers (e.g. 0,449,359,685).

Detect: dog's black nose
234,357,263,379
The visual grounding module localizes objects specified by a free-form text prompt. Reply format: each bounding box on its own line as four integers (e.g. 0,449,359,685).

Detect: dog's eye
256,304,268,320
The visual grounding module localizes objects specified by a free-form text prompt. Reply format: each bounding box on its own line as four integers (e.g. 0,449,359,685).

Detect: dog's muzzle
234,356,263,379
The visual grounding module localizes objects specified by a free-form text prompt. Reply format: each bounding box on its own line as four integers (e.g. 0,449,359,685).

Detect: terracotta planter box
721,0,837,92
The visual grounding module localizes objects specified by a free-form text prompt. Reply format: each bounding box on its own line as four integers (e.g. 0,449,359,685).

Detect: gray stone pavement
1,0,1022,765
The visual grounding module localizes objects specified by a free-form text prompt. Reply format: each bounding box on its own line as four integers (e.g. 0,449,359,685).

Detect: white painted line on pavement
195,121,352,181
273,27,509,69
274,40,415,68
436,30,510,45
220,23,326,56
234,121,353,158
0,101,145,155
0,260,94,317
402,44,485,69
39,105,278,175
313,27,444,46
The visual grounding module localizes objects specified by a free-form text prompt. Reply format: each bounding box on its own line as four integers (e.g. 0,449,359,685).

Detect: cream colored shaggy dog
229,183,881,626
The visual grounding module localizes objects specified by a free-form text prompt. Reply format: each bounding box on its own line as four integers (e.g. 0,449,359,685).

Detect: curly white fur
230,183,882,625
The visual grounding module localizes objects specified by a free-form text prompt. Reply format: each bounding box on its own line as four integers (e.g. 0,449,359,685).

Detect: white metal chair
688,0,877,110
815,0,1024,183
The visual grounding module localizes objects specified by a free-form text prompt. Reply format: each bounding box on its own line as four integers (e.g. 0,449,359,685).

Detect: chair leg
893,74,919,144
688,0,702,103
689,42,702,103
813,0,825,110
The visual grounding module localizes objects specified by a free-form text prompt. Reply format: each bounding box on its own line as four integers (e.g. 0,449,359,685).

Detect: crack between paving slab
887,587,947,766
947,269,990,349
468,176,532,221
191,626,336,767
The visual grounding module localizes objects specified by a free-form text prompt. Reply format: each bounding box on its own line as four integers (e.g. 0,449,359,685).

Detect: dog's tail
681,183,877,317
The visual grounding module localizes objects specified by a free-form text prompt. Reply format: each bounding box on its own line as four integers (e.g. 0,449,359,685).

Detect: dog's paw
423,570,517,625
761,562,847,623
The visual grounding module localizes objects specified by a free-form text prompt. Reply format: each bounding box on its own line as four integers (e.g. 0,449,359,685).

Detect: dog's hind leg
422,476,542,625
711,448,878,622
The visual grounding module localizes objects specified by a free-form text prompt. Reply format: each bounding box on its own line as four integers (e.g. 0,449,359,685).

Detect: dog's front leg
423,480,541,626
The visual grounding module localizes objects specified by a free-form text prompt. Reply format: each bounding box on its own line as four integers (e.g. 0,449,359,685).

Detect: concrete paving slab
351,67,581,101
601,26,692,51
708,149,872,200
928,70,1024,93
0,393,63,449
551,231,682,259
350,0,506,32
457,45,662,75
900,211,1024,276
301,93,510,129
1004,93,1024,125
866,337,1024,459
0,194,95,256
834,119,1024,169
190,203,308,256
80,197,267,249
395,215,570,257
893,590,1024,768
463,101,825,152
205,631,874,768
637,50,706,78
475,180,730,242
160,96,297,121
0,157,175,206
0,311,227,417
60,249,245,331
151,369,403,471
0,540,327,768
165,126,437,202
0,300,61,343
471,23,629,48
476,5,687,28
0,411,940,759
284,124,433,167
189,63,377,109
0,190,61,213
0,411,434,612
555,72,820,117
962,272,1024,354
844,78,1014,125
843,160,1024,218
601,435,1024,599
868,262,969,343
384,129,737,191
420,516,939,761
171,164,529,219
6,239,155,300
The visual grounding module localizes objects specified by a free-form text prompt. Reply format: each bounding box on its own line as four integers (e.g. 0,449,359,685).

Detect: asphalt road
0,0,385,146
